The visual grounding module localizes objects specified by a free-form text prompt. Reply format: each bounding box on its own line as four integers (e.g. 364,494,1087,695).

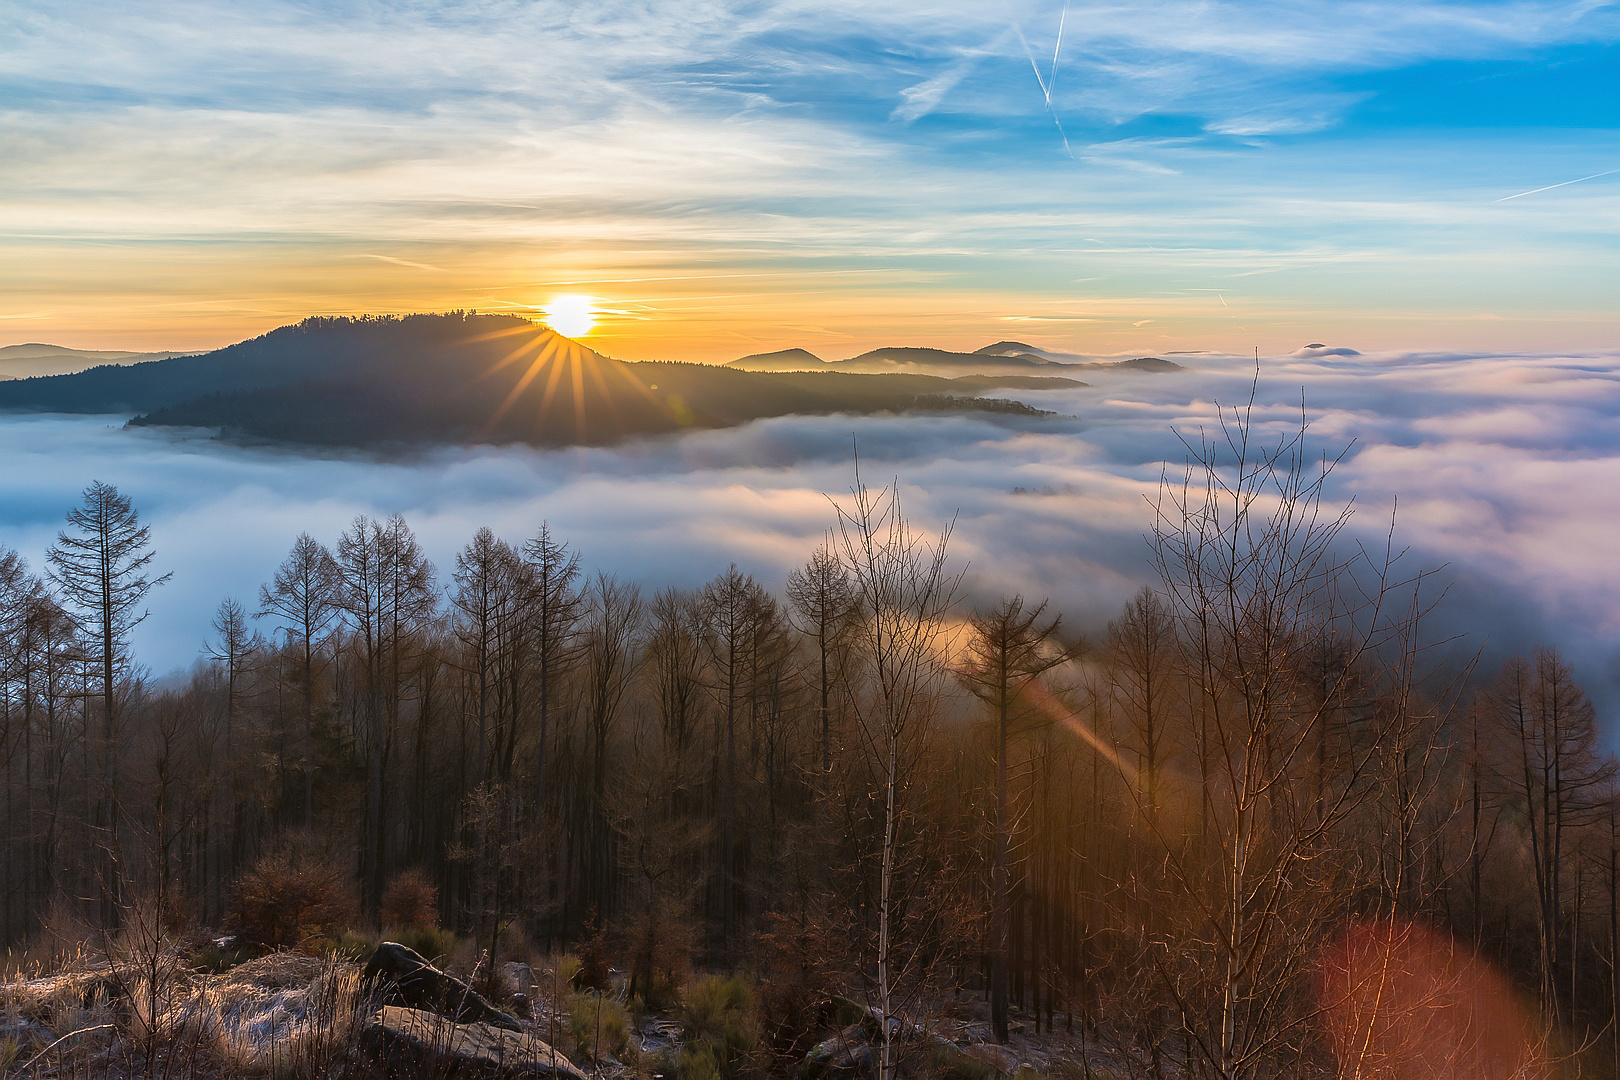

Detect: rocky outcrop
363,942,524,1032
359,1005,588,1079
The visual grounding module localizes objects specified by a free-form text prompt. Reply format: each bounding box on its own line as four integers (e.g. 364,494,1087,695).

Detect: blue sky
1,0,1617,358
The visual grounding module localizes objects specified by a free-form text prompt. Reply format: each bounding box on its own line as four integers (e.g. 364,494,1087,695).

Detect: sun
543,294,596,338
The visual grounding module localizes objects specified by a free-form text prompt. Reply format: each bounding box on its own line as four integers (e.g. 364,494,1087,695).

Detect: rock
964,1043,1021,1075
502,961,535,998
361,1005,588,1079
364,942,524,1032
639,1018,683,1053
800,1023,875,1080
959,1021,993,1045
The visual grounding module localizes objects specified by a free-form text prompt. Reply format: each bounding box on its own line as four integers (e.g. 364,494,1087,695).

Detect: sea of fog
1,349,1617,723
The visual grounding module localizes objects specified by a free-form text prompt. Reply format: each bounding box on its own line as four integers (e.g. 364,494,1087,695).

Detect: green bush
568,990,632,1063
333,929,379,962
678,1040,724,1080
387,924,457,964
681,975,758,1080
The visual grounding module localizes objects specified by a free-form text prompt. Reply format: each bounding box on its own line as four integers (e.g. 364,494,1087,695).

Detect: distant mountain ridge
0,313,1076,449
0,343,197,380
725,341,1182,375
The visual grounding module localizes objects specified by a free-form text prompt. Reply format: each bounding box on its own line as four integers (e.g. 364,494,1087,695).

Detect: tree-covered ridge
0,313,1071,449
0,411,1615,1078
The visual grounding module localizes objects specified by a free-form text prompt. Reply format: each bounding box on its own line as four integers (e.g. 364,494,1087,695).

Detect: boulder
364,942,524,1032
360,1005,589,1079
502,961,535,998
800,1023,875,1080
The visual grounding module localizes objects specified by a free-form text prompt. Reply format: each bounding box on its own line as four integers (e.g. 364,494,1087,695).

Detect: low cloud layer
1,349,1617,724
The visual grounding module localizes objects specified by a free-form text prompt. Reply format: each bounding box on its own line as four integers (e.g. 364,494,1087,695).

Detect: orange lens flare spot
1317,919,1547,1080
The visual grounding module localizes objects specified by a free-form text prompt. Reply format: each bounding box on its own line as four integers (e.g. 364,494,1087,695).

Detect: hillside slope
0,314,1071,449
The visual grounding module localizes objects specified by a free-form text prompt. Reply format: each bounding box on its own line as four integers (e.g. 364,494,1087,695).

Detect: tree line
1,409,1618,1078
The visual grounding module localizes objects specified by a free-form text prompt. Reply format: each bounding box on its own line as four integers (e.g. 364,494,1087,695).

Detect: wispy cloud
2,1,1619,354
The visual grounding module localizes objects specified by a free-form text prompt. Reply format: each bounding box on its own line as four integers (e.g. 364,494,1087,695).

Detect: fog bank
1,348,1616,723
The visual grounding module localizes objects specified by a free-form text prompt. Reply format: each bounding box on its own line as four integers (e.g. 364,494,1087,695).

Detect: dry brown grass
201,954,365,1077
0,948,365,1079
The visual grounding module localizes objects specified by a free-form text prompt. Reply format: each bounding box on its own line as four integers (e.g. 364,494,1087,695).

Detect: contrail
360,254,445,272
1049,4,1067,103
1014,9,1073,158
1496,167,1620,202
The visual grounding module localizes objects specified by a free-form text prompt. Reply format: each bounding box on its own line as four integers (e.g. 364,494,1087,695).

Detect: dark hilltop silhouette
0,313,1090,449
725,341,1182,375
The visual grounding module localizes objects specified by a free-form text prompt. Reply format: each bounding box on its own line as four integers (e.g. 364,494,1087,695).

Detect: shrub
380,868,439,930
750,911,849,1066
386,925,457,966
681,975,758,1080
624,910,695,1013
678,1041,724,1080
232,846,358,951
334,929,378,963
571,914,613,993
555,952,582,989
567,990,632,1063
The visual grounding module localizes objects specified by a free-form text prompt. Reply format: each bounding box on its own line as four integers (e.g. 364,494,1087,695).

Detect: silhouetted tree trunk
257,532,340,827
47,481,169,921
957,596,1072,1044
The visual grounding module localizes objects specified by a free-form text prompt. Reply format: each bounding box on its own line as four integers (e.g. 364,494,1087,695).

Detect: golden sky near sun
5,3,1620,361
8,232,1617,364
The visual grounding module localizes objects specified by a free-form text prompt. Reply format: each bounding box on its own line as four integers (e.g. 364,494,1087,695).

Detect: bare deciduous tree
47,481,169,918
956,596,1073,1044
833,471,961,1080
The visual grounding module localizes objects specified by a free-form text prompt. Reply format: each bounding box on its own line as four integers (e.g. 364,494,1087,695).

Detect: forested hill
0,313,1079,449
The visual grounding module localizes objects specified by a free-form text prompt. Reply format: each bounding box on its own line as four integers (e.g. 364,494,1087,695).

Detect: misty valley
1,323,1619,1080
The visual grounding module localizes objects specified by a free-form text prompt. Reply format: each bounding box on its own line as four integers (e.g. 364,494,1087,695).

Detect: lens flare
543,295,596,338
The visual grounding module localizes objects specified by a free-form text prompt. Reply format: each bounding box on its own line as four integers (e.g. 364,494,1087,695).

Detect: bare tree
337,514,435,914
1487,646,1617,1028
523,523,584,811
699,565,775,958
579,573,643,918
1107,586,1181,832
47,481,170,918
832,472,961,1080
1149,394,1437,1080
955,596,1073,1044
452,527,523,787
256,533,340,825
787,545,855,776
